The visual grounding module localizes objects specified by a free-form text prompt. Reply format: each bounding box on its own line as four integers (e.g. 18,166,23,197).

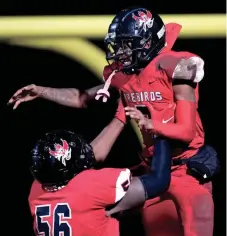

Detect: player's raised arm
107,137,171,215
7,84,104,109
91,117,125,162
90,99,128,162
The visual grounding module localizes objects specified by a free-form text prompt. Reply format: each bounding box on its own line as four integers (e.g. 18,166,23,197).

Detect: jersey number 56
35,203,72,236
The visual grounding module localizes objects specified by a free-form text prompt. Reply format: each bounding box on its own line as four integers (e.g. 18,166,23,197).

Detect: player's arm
8,84,104,109
90,99,127,162
40,85,104,107
39,64,117,108
91,117,125,162
107,137,171,215
151,54,204,142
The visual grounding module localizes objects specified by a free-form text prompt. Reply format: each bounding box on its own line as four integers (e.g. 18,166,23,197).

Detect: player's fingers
125,109,142,116
7,90,23,104
125,107,144,117
138,119,146,126
13,87,28,98
125,111,139,119
134,109,144,117
8,89,27,105
126,107,144,118
125,111,132,116
133,110,144,119
7,97,15,104
23,84,36,92
138,122,143,129
13,99,22,110
130,114,140,120
13,95,34,109
8,86,36,105
127,113,136,119
124,106,137,112
25,84,35,90
8,93,24,105
138,120,146,129
138,119,146,130
7,96,20,105
9,84,35,102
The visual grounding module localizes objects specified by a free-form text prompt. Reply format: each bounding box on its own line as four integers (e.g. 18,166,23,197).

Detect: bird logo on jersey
49,139,71,166
132,10,154,32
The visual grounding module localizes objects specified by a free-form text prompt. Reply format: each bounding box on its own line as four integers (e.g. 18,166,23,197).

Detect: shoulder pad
160,51,204,82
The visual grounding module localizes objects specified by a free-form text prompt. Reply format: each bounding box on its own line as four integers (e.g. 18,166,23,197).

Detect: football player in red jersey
8,7,219,236
29,128,171,236
99,7,218,236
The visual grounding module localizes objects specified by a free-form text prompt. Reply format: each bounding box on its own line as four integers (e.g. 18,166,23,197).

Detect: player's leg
142,166,214,236
168,167,214,236
142,196,183,236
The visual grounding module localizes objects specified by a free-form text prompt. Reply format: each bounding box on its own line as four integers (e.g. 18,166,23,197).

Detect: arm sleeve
139,137,171,199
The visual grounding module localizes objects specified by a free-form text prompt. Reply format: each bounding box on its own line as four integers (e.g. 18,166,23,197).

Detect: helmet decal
132,10,154,32
49,139,72,166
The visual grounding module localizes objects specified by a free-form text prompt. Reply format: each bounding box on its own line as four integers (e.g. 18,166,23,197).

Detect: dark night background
2,0,226,235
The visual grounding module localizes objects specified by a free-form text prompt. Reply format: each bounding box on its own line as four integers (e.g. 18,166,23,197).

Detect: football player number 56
35,203,72,236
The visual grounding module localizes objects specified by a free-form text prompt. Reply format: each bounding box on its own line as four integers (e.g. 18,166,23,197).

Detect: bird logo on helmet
49,139,72,166
132,10,154,32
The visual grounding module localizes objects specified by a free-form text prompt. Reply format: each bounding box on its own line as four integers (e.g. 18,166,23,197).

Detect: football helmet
30,130,95,189
104,7,166,74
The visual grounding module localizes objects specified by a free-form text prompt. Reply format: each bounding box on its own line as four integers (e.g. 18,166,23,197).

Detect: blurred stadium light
0,14,225,38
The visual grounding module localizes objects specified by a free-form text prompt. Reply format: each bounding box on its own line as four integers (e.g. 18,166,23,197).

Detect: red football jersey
29,168,131,236
104,50,204,160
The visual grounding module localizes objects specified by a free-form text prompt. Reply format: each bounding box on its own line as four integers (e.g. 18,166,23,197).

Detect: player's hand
7,84,43,109
125,106,153,130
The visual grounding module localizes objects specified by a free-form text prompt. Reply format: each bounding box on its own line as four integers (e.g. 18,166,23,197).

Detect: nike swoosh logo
148,81,154,84
162,116,174,123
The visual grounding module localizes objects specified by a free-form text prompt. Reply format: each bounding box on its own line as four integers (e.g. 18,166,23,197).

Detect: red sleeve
152,100,196,142
94,168,132,206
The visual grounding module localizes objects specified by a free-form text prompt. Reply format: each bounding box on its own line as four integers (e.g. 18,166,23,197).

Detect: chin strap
95,70,117,102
